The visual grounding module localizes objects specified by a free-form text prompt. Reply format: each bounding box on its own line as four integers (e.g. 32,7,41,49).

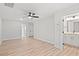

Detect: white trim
2,37,21,41
34,37,54,45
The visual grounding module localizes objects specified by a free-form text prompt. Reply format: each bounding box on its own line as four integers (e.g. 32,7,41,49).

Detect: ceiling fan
28,12,39,18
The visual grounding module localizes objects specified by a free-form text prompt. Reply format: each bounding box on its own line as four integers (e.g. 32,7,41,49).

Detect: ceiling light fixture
28,12,39,19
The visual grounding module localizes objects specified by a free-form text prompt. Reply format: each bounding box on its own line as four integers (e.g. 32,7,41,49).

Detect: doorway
28,22,34,37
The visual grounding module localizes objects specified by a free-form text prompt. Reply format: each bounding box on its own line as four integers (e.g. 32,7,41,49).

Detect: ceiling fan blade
28,14,31,16
32,16,39,18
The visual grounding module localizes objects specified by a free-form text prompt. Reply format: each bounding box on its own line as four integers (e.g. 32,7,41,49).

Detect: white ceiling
14,3,79,17
14,3,78,13
0,3,79,20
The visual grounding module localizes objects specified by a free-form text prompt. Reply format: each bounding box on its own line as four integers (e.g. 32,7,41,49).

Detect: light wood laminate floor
0,38,79,56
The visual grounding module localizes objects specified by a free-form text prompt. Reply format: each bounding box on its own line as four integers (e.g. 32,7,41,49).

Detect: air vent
4,3,14,8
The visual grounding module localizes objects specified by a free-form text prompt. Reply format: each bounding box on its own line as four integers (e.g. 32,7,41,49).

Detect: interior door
28,22,34,37
55,16,64,49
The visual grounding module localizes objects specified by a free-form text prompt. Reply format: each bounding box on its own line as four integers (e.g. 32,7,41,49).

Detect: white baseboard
1,36,54,46
2,37,21,41
65,42,79,48
34,37,54,45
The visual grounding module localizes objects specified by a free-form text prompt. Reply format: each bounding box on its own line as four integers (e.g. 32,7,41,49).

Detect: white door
28,22,34,37
55,17,64,49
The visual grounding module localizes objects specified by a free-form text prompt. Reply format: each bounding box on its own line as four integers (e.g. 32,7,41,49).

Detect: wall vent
4,3,14,8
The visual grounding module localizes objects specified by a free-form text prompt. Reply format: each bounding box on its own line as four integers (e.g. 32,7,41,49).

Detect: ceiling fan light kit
28,12,39,18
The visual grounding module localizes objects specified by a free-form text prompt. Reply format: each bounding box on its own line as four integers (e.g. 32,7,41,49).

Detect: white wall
0,18,2,44
0,18,1,39
34,15,55,44
2,20,22,40
0,5,23,40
